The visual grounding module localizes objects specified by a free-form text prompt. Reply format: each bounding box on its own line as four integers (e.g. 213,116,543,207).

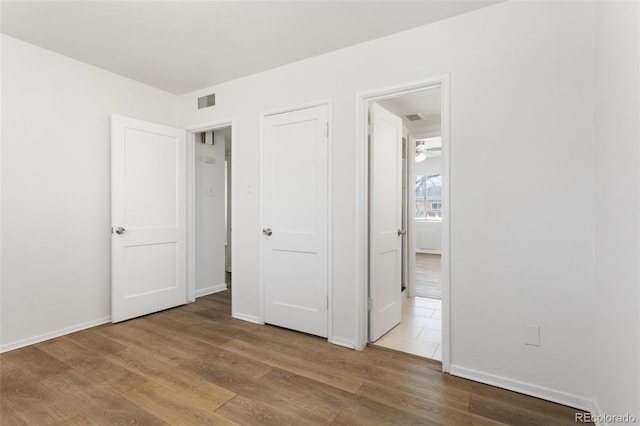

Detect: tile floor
373,296,442,361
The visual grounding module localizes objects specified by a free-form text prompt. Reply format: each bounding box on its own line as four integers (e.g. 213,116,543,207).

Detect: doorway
192,127,232,297
357,77,450,370
186,121,234,304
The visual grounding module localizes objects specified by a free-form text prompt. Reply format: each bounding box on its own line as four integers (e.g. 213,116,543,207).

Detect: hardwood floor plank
125,318,232,358
1,359,81,424
119,379,239,425
38,369,168,426
330,393,440,426
0,401,29,426
357,379,502,425
58,414,100,425
1,345,71,380
179,352,272,396
106,347,236,409
65,327,128,356
215,395,318,426
258,369,346,421
221,338,365,393
222,368,343,424
94,321,197,366
1,291,589,426
438,373,583,422
468,395,582,426
37,337,133,386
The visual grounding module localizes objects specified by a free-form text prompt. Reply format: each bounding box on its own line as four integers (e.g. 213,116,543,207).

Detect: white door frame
185,119,235,305
259,98,333,342
355,75,451,372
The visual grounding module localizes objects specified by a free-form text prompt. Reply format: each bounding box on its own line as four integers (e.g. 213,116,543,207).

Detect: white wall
594,1,640,421
178,1,597,406
0,35,178,351
195,131,227,296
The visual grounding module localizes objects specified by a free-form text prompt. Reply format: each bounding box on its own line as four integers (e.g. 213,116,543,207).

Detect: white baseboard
449,365,593,412
195,283,227,298
0,316,111,354
416,249,442,255
232,312,261,324
329,336,356,349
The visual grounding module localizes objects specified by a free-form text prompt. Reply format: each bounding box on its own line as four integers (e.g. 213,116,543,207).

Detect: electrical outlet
523,324,540,346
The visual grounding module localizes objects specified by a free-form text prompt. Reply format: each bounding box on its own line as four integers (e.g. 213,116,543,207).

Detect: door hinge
325,122,329,138
326,296,329,310
111,227,113,234
368,123,373,136
368,297,373,312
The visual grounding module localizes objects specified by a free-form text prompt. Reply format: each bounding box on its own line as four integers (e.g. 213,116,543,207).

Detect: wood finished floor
1,290,588,425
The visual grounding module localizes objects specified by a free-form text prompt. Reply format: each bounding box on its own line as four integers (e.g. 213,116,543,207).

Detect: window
415,174,442,219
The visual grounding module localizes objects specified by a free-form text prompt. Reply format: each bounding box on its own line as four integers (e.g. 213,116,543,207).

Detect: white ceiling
1,1,499,94
378,86,441,131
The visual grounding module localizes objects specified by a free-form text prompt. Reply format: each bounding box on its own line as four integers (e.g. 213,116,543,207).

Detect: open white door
111,115,187,323
262,105,328,338
369,103,403,342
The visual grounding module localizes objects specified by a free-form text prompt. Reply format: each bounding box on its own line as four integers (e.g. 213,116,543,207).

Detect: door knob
263,228,273,236
115,227,126,235
397,229,406,236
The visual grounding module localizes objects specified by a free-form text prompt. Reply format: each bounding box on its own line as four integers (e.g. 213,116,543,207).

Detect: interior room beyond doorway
193,125,232,298
369,85,443,361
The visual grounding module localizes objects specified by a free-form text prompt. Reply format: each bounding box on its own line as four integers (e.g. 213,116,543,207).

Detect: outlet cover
523,325,540,346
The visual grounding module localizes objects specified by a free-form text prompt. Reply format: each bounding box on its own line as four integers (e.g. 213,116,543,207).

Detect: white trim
329,337,356,349
407,134,417,298
186,120,233,133
0,316,111,354
195,283,228,298
186,119,235,307
232,312,262,324
590,399,607,426
259,98,333,339
449,365,595,413
354,75,451,373
258,113,265,324
440,75,451,372
326,100,334,344
262,98,332,117
186,132,197,303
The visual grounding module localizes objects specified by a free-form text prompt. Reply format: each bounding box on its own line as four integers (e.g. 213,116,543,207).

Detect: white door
262,105,328,337
369,103,403,342
111,115,187,323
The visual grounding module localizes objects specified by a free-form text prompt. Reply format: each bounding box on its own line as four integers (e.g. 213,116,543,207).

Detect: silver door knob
397,229,406,236
115,227,126,235
263,228,272,236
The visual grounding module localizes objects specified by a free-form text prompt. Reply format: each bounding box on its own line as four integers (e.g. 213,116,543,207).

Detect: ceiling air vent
198,93,216,109
405,112,425,121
